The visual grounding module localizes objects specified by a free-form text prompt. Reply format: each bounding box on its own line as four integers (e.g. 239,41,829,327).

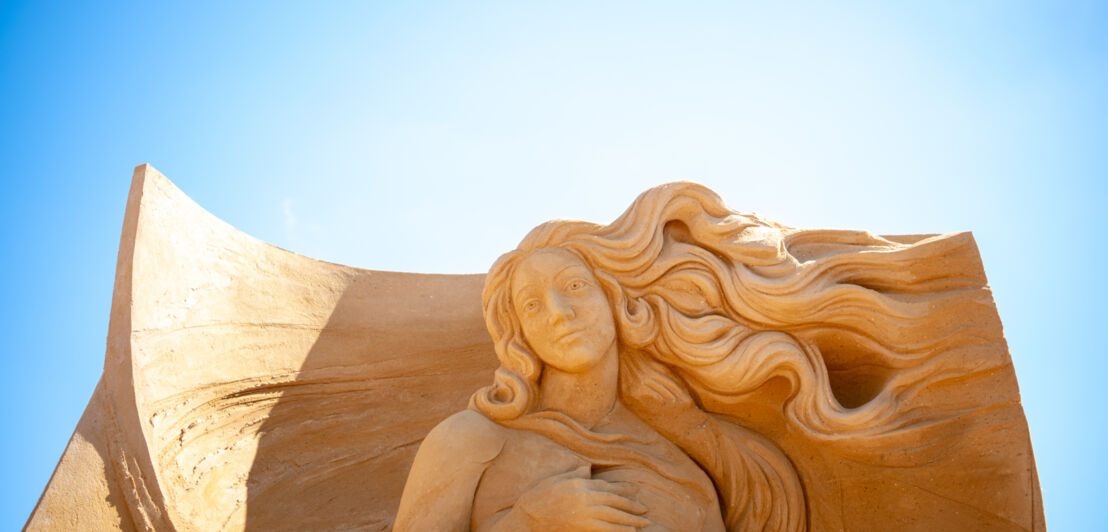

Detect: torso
470,403,724,532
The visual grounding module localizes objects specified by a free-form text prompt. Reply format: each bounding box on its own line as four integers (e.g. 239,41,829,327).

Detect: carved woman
395,182,992,531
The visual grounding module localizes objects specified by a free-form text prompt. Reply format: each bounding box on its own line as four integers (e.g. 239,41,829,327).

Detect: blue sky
2,1,1105,529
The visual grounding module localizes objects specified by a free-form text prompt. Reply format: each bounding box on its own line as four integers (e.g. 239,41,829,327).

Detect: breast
595,463,715,532
470,424,722,531
470,427,588,526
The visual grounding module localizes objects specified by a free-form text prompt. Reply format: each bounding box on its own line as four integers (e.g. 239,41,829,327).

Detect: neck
539,343,619,428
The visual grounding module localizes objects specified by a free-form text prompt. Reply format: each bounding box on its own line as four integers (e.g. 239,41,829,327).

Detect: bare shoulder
395,410,508,530
419,409,507,465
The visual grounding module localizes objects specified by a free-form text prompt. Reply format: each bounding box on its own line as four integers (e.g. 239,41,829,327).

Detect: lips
555,327,586,342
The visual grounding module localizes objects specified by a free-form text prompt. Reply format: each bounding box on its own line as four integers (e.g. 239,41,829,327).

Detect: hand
619,351,709,439
514,465,651,531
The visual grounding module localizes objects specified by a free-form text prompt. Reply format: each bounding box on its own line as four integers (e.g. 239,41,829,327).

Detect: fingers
587,525,638,532
587,491,648,515
587,505,653,528
588,523,639,532
552,464,592,481
579,479,647,514
607,481,636,498
586,479,637,498
535,464,592,490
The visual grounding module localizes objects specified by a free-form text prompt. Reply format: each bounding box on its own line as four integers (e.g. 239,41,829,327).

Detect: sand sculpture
28,165,1042,531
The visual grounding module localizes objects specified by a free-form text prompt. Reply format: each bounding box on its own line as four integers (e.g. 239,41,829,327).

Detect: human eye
522,299,541,313
565,279,587,291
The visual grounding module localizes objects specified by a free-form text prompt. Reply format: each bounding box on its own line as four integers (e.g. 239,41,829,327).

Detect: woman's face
510,248,617,374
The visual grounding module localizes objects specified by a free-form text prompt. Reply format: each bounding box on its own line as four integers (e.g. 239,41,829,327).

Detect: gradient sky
2,1,1105,529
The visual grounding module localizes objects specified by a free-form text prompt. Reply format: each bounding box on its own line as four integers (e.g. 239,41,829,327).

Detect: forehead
510,249,591,291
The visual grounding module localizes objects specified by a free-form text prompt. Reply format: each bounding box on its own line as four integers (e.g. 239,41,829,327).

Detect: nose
547,292,575,325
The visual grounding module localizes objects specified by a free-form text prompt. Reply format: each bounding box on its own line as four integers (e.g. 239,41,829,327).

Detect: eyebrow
554,264,589,279
510,264,589,300
512,284,537,300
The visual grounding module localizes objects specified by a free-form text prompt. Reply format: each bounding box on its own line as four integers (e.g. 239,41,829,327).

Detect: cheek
520,319,546,347
521,317,559,359
587,293,617,329
570,295,616,351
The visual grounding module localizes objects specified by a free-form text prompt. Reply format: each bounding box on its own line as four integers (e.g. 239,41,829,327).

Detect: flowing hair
470,182,995,530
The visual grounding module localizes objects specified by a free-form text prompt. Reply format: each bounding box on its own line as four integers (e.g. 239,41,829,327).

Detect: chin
547,347,607,373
